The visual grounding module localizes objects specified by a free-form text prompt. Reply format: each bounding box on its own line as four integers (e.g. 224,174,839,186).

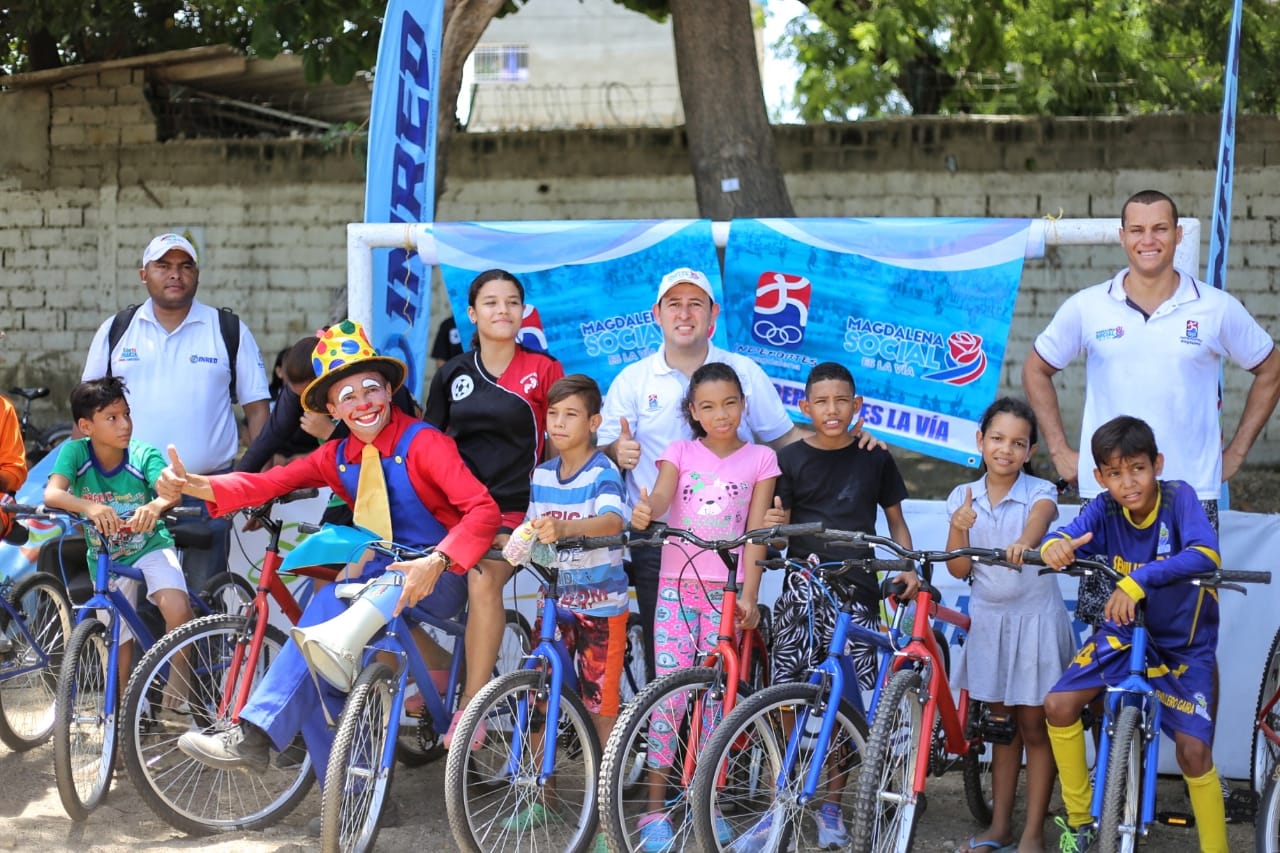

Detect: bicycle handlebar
556,521,825,554
755,555,916,577
1,502,202,523
817,528,1014,569
1021,549,1271,592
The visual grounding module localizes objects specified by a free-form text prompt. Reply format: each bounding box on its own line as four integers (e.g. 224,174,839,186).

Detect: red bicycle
119,489,322,834
597,522,816,852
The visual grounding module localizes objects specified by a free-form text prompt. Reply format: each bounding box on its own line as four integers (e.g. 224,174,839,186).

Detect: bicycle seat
168,521,213,550
38,537,92,605
6,386,48,401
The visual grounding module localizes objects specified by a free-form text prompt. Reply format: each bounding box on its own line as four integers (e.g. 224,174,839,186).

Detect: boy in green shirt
45,376,194,681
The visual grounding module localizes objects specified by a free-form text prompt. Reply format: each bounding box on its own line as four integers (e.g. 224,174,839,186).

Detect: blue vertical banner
428,220,723,390
364,0,445,397
1207,0,1243,291
722,218,1032,466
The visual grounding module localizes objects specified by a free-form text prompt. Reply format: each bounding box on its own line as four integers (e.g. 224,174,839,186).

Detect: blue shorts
1050,621,1215,746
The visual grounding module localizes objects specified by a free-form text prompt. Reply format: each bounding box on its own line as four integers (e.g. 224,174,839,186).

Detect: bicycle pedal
1156,811,1194,828
967,708,1017,745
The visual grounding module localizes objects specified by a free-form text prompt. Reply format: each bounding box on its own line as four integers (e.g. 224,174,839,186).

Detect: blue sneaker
731,810,788,853
814,803,848,850
1054,816,1096,853
637,813,675,853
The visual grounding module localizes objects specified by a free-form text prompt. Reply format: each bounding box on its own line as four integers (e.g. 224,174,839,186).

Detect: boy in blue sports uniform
1040,415,1225,853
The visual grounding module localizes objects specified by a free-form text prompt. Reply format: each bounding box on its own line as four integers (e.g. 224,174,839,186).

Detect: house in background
462,0,766,131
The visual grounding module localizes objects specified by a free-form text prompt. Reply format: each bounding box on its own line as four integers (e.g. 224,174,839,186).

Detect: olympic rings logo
752,319,804,347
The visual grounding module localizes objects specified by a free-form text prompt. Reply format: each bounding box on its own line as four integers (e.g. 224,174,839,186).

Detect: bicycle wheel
962,701,994,825
599,666,739,853
1254,626,1280,794
53,618,114,820
445,667,600,853
1257,765,1280,853
0,572,72,750
851,669,925,853
1099,706,1142,853
321,662,397,853
691,681,870,852
198,572,254,617
119,612,312,834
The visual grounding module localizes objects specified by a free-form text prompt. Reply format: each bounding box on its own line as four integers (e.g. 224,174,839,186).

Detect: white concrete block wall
1,115,1278,470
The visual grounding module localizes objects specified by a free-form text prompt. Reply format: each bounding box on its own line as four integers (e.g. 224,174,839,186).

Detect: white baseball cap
142,233,198,266
657,267,715,303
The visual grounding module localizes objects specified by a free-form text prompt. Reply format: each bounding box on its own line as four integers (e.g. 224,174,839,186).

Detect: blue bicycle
15,504,243,820
690,531,1008,852
1023,552,1269,853
0,515,73,750
444,531,614,853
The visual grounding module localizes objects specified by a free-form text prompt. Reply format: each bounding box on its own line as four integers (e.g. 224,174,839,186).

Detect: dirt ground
3,458,1277,852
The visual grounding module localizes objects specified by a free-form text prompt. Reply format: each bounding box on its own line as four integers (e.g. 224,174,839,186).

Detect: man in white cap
597,267,808,676
80,232,272,592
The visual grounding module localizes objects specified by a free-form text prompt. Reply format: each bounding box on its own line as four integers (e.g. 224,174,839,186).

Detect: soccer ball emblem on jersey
451,375,475,401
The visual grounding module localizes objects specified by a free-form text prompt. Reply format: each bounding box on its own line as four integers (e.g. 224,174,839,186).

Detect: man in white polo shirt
81,233,272,591
597,267,806,676
1024,190,1279,523
1023,189,1280,821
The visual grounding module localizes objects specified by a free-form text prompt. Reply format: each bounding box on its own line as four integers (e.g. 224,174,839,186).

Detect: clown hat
302,320,406,413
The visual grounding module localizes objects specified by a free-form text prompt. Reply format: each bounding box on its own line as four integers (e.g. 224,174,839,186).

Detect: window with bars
473,44,529,83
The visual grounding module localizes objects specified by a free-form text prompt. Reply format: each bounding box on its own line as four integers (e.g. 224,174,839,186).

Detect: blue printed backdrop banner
430,220,724,389
722,218,1032,466
364,0,445,398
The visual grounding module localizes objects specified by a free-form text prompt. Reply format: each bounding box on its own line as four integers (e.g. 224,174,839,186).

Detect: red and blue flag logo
517,303,548,353
751,272,811,351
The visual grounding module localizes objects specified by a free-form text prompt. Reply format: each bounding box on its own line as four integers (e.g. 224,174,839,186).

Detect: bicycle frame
510,571,578,785
0,594,56,681
360,604,469,773
1089,606,1161,841
888,585,975,794
219,509,306,723
787,582,909,804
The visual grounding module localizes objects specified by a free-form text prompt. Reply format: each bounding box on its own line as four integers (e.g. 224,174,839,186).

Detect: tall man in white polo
82,233,272,590
1024,190,1280,521
598,267,805,677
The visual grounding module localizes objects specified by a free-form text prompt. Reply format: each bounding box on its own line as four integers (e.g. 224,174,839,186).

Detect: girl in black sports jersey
425,269,564,749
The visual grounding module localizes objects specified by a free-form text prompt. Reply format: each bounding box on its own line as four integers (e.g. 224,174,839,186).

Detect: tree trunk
435,0,509,209
669,0,794,219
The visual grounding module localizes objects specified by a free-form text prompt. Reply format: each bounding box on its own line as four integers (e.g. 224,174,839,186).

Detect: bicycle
9,503,249,820
443,528,633,853
1256,623,1280,851
6,386,74,466
832,535,1028,853
597,522,818,853
118,488,322,834
1017,552,1268,853
690,532,1004,852
281,525,508,852
0,564,74,751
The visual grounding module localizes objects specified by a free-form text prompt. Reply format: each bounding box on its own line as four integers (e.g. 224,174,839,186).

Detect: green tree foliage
1,0,521,83
784,0,1280,117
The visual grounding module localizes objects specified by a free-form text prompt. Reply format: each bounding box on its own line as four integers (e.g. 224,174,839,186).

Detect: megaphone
291,572,404,691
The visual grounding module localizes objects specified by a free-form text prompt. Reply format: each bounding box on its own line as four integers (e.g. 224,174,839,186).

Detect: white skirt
952,598,1077,707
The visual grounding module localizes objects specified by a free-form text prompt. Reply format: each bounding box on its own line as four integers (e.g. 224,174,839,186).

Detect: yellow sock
1185,767,1227,853
1047,720,1093,827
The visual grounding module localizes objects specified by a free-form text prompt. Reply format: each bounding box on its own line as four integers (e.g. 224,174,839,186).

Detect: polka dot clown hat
301,320,407,413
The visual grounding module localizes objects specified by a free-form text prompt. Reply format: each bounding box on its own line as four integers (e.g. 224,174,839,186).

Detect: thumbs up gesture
763,495,787,527
157,444,190,501
616,417,641,471
949,486,977,532
1041,531,1094,571
631,486,653,530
